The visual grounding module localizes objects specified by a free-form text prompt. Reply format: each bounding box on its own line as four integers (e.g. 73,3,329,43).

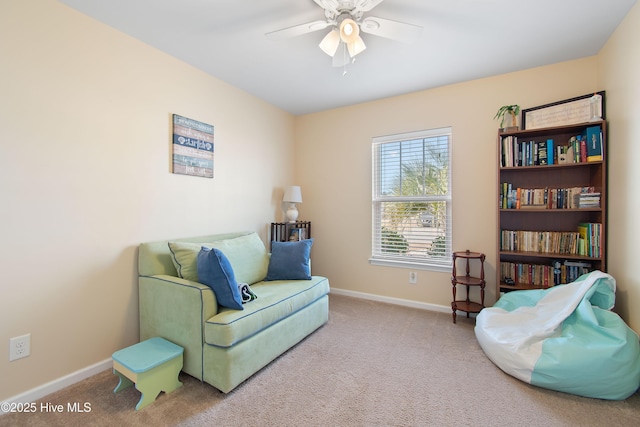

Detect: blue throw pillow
266,239,314,281
197,247,244,310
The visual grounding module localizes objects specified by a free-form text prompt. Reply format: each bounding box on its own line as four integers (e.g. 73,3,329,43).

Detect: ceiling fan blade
354,0,386,13
266,20,330,40
360,16,423,43
313,0,340,14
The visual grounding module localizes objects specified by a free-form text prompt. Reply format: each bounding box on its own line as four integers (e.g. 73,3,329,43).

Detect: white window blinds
371,127,452,271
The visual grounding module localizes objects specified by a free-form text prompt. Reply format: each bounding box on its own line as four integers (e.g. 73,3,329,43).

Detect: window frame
370,127,453,272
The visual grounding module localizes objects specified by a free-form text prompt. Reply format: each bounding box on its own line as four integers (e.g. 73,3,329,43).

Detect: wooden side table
451,250,486,324
270,221,311,250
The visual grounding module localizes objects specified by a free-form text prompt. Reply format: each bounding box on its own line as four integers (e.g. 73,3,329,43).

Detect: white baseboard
330,287,451,314
4,358,112,405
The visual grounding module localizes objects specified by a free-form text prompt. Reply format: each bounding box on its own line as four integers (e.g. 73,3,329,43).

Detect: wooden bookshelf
497,121,607,295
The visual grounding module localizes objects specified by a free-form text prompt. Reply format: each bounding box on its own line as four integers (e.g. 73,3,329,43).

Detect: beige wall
598,2,640,331
297,58,599,310
2,0,639,403
0,1,295,400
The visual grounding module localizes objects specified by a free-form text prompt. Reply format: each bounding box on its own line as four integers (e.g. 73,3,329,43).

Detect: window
371,127,452,271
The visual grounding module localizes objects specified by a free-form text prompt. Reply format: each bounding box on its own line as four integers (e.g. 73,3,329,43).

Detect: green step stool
112,337,183,410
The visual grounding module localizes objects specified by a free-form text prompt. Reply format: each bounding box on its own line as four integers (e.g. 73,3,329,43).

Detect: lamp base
285,204,299,223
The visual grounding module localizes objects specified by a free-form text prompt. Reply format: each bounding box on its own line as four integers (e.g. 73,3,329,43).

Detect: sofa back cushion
168,232,269,285
139,232,252,277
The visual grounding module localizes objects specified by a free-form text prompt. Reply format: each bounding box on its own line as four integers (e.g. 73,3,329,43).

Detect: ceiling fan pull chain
343,43,348,76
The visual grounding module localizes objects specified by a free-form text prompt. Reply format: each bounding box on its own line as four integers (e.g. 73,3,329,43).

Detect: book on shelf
568,135,588,163
558,144,575,164
568,137,578,163
577,222,602,257
500,136,514,167
575,192,601,208
537,140,548,165
586,125,603,162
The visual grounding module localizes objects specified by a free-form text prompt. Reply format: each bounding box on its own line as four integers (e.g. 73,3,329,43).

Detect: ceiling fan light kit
318,16,367,60
267,0,422,67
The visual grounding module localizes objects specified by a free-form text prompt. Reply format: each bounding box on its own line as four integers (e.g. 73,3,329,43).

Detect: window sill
368,257,452,273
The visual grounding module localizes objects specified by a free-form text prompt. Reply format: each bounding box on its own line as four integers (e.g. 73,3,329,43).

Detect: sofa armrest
139,274,218,380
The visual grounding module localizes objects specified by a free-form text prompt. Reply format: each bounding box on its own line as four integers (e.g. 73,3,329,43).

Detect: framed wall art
172,114,214,178
521,91,605,130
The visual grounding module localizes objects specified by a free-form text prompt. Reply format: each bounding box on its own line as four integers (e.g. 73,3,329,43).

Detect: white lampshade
283,186,302,223
319,29,340,56
347,36,366,57
283,186,302,204
339,18,360,44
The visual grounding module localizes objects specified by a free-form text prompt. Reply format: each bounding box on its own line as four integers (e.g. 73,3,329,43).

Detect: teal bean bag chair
475,271,640,400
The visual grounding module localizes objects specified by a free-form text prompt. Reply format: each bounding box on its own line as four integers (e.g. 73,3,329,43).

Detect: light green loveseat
138,231,330,393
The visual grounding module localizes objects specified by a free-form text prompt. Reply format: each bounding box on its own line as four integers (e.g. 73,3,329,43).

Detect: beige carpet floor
2,293,639,426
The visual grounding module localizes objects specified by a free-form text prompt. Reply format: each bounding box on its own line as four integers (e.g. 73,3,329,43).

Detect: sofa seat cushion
204,276,330,347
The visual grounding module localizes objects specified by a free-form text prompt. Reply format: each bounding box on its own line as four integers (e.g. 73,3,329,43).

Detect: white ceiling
57,0,636,115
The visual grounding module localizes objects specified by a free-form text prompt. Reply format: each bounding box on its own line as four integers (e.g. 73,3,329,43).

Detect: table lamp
283,186,302,222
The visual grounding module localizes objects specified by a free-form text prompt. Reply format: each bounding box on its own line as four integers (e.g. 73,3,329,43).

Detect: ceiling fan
266,0,423,67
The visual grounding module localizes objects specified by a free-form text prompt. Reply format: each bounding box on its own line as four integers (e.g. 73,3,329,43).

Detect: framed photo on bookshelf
289,227,306,241
522,91,605,130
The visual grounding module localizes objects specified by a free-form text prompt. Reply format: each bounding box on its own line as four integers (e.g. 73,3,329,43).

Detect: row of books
500,260,592,287
500,224,602,256
501,230,580,255
500,125,603,167
500,183,600,209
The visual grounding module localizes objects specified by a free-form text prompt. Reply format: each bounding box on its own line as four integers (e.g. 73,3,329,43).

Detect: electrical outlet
9,334,31,361
409,271,417,284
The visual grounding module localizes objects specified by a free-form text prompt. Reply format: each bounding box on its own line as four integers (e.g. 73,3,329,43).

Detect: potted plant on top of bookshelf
494,105,520,131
